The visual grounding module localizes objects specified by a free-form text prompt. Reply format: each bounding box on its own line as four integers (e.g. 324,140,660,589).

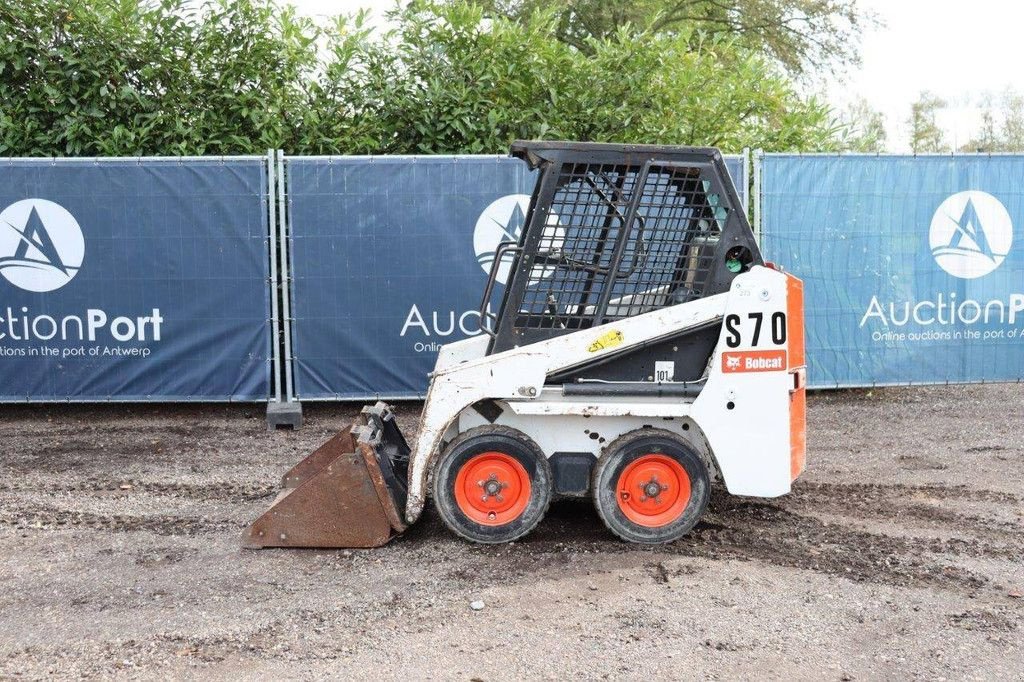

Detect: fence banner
0,158,271,400
287,153,747,399
761,154,1024,387
724,154,748,211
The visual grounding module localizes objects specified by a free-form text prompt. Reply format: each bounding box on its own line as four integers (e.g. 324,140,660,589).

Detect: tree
0,0,319,156
955,89,1024,153
958,94,999,153
475,0,875,74
1001,90,1024,151
306,2,841,154
908,92,949,153
0,0,842,156
838,96,886,152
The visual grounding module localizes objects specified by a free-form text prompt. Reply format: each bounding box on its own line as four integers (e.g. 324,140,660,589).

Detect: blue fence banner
761,154,1024,387
286,153,748,399
724,154,747,210
0,158,272,400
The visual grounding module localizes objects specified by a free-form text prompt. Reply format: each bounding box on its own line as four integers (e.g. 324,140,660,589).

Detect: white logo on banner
473,194,564,285
0,199,85,292
929,191,1012,279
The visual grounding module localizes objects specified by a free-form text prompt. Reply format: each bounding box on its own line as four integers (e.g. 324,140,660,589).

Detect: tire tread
433,425,552,544
592,428,709,544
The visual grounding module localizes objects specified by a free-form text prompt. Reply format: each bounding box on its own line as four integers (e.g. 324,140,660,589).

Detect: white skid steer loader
244,141,806,547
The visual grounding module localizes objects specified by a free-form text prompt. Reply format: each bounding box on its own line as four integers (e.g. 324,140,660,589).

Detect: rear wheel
433,426,552,544
592,429,709,544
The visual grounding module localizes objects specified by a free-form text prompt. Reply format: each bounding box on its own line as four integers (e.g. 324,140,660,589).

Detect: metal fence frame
277,150,298,404
266,150,284,404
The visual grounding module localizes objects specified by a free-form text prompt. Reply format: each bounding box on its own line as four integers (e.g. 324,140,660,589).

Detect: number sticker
724,312,786,348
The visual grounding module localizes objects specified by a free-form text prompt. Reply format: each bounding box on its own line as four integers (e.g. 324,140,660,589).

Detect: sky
832,0,1024,150
288,0,1024,151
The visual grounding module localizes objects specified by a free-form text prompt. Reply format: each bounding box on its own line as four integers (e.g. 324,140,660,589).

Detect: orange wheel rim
454,452,532,526
615,453,691,528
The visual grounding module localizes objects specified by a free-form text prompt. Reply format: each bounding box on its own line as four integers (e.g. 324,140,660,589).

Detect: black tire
432,425,553,544
592,428,710,544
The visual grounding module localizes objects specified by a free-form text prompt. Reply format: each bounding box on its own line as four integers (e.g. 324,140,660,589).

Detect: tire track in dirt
691,482,1023,592
0,477,272,538
437,482,1022,595
673,497,1010,590
0,423,231,473
786,481,1023,539
2,472,1019,596
0,503,233,536
796,481,1020,504
0,479,276,503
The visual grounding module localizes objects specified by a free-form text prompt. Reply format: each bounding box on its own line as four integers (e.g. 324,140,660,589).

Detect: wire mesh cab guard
480,141,762,354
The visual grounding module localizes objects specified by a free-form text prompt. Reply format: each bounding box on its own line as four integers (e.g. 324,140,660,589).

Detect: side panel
405,266,799,521
690,267,800,497
433,335,490,372
787,274,807,480
548,323,720,384
458,409,707,466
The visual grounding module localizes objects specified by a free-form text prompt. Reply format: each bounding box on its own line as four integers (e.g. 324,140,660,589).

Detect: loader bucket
243,403,410,549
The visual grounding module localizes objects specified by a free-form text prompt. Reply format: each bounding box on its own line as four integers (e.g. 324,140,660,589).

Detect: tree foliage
309,2,841,154
908,91,949,154
958,89,1024,152
0,0,842,157
0,0,319,155
837,96,886,152
476,0,873,74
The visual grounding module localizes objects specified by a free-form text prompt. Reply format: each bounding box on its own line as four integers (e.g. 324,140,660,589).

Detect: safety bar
478,241,522,336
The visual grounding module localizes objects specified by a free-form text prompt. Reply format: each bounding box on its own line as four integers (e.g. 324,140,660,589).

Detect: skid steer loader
244,140,806,548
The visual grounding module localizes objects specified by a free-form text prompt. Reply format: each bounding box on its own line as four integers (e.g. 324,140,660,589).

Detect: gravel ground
1,385,1022,680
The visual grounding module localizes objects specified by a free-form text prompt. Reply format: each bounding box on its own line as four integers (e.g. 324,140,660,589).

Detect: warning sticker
721,349,787,373
588,329,624,353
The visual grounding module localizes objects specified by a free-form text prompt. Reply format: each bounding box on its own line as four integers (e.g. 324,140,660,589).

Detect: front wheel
432,426,552,544
592,429,710,544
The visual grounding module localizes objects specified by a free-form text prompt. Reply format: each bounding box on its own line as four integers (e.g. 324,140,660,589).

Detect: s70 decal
724,312,787,348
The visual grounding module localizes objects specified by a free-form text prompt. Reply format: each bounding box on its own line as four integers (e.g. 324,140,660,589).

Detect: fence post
266,149,282,404
741,147,750,217
279,151,302,424
265,149,303,429
752,149,763,247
